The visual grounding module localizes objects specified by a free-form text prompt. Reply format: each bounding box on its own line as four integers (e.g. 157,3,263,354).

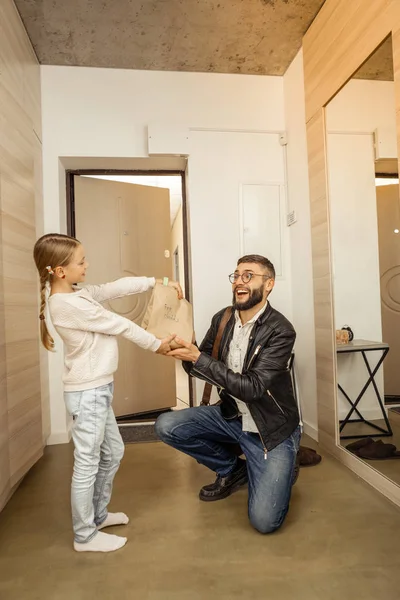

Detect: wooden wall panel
0,0,41,141
303,0,400,502
0,177,9,511
304,0,393,122
393,25,400,176
0,0,44,510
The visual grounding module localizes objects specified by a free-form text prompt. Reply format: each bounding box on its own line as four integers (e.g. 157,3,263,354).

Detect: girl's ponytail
33,233,80,351
39,272,54,351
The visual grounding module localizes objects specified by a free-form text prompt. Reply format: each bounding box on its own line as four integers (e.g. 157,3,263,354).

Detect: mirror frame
303,0,400,505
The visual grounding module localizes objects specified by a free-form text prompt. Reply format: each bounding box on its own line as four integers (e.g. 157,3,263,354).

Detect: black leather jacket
183,303,300,453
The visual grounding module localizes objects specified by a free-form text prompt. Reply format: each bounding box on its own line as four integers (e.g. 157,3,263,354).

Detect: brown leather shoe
199,458,248,502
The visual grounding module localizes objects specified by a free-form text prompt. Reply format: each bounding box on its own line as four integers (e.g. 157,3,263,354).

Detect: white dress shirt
226,301,268,432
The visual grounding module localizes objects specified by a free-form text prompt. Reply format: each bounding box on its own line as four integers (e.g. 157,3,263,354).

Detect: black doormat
385,395,400,405
119,423,159,444
116,408,171,424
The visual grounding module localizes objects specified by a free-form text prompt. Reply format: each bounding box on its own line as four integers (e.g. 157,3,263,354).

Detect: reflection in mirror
325,35,400,485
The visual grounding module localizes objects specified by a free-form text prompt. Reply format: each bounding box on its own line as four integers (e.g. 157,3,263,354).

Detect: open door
74,175,176,417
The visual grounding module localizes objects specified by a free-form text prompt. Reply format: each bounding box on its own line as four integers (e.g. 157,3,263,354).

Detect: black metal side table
337,339,391,439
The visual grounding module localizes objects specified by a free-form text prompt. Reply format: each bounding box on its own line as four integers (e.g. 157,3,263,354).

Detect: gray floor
1,437,400,599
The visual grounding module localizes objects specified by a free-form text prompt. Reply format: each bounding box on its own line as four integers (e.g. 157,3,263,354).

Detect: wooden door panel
377,184,400,396
74,176,175,416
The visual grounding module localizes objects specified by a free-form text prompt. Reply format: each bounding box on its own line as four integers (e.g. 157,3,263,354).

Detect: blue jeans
155,405,301,534
64,383,125,543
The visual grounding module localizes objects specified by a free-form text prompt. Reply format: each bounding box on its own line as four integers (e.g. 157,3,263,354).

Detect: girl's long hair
33,233,80,350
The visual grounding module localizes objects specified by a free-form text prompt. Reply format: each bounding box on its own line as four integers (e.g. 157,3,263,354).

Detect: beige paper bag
141,283,193,349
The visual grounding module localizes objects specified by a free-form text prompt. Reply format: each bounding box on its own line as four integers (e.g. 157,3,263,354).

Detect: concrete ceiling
14,0,327,75
353,36,393,82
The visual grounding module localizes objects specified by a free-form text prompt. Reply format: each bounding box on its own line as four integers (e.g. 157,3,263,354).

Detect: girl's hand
156,334,177,355
167,337,201,363
156,278,183,299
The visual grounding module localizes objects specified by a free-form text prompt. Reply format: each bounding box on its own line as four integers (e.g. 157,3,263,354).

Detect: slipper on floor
298,446,322,466
357,442,400,460
346,437,375,453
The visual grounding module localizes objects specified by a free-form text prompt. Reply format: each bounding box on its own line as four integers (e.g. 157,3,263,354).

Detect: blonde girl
33,233,181,553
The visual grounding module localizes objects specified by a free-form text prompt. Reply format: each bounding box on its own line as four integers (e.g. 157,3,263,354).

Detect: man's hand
167,337,201,363
156,334,177,355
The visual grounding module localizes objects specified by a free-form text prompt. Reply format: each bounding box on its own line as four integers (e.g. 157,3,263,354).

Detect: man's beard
232,284,264,311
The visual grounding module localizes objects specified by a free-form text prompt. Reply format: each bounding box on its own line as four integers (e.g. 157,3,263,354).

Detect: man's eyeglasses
228,272,270,284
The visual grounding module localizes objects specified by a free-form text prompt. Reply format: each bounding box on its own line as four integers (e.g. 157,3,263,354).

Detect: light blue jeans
64,383,125,543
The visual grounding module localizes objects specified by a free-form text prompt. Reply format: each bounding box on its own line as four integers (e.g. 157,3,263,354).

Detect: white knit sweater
48,277,160,392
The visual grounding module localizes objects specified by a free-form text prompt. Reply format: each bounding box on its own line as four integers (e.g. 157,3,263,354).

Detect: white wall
326,79,397,420
188,130,291,332
283,50,318,439
41,66,291,441
326,79,396,138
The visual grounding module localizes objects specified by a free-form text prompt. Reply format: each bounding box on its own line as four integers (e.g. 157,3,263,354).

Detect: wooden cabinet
0,0,45,510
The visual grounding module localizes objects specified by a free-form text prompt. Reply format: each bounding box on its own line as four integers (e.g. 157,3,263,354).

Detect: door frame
65,168,194,407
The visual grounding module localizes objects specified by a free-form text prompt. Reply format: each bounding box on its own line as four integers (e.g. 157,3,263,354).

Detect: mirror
325,35,400,485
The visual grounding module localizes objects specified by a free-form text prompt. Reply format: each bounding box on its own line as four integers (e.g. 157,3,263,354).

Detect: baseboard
338,408,385,421
47,425,72,445
116,408,171,423
302,420,318,441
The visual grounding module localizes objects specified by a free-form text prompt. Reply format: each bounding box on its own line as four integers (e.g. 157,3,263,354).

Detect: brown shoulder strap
201,307,232,406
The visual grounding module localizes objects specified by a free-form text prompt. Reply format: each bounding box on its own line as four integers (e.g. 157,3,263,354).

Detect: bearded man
155,255,300,534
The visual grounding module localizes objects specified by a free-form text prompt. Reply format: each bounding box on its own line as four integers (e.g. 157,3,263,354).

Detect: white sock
74,531,127,553
98,512,129,530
